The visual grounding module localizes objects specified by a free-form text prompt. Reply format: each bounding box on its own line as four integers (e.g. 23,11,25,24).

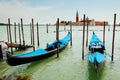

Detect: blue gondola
6,32,71,66
88,32,106,71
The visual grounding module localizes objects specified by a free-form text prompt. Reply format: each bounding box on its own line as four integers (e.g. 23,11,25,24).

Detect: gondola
6,32,71,66
88,32,106,71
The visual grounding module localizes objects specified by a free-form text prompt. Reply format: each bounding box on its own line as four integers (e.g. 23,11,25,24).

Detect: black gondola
6,32,71,66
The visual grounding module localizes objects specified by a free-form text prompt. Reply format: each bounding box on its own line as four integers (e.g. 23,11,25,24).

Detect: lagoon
0,25,120,80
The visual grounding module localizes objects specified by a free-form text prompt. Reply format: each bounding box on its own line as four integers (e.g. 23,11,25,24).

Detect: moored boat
88,32,106,71
6,32,71,66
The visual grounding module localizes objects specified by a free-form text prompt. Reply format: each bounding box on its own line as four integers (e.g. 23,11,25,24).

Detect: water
0,25,120,80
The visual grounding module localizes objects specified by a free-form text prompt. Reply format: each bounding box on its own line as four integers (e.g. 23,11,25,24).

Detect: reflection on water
87,61,105,80
0,25,120,80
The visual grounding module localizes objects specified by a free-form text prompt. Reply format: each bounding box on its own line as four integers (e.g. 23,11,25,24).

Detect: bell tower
76,11,79,23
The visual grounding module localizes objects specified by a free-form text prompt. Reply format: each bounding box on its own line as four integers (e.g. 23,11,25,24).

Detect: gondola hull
88,32,106,71
7,44,67,66
7,32,71,66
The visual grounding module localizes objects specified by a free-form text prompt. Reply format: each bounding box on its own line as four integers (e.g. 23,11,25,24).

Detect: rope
105,52,112,57
84,53,89,58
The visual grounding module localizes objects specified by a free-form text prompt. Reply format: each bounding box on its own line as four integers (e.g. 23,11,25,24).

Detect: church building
72,11,108,26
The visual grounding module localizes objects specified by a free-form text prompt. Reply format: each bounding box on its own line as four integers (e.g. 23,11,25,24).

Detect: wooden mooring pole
112,13,116,61
6,24,10,42
14,22,17,43
37,22,40,46
86,17,89,47
70,21,72,46
8,18,13,54
20,18,25,46
0,45,2,59
46,24,48,33
18,23,21,45
30,23,33,45
108,25,110,31
32,19,35,51
56,18,59,58
82,14,86,60
103,21,106,45
64,25,66,31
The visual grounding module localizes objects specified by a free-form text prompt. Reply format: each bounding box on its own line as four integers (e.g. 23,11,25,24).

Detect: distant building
95,21,108,26
72,11,108,26
76,11,79,23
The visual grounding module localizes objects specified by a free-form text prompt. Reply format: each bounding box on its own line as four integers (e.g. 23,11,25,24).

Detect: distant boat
88,32,106,71
6,32,71,66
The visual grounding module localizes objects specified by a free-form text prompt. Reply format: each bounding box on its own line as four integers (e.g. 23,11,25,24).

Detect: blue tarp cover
88,32,106,63
47,32,71,48
13,49,47,57
88,52,106,63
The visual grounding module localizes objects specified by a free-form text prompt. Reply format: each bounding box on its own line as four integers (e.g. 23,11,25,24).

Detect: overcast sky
0,0,120,24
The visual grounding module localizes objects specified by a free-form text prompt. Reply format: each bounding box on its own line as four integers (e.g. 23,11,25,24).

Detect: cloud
0,1,52,23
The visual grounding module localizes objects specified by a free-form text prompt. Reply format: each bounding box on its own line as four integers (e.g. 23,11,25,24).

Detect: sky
0,0,120,24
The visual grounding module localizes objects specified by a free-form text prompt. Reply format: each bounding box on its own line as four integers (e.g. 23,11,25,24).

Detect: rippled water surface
0,25,120,80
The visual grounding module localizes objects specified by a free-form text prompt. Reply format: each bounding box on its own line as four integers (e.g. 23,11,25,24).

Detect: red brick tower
76,11,79,23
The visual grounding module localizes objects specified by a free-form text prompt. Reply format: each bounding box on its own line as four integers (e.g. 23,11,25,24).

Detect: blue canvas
88,52,106,63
